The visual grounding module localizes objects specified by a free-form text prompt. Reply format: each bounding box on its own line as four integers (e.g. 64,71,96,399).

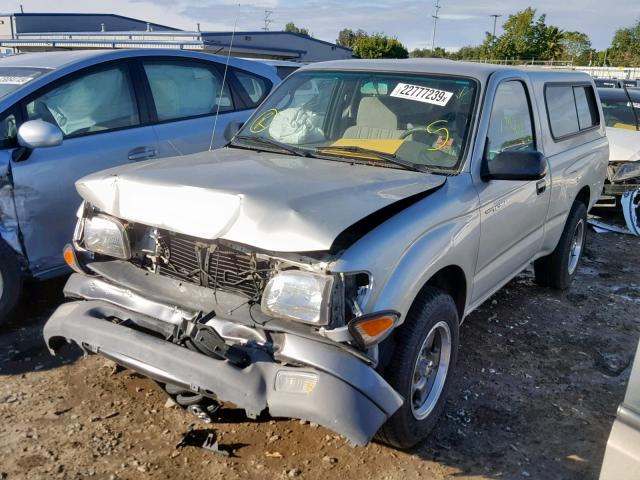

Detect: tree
284,22,309,36
352,34,408,59
561,31,592,63
608,19,640,67
336,28,367,48
410,47,447,58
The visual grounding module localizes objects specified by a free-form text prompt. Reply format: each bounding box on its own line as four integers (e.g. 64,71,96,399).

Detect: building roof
3,12,179,32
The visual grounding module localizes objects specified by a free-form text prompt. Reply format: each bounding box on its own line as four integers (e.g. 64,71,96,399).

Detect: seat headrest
357,96,398,129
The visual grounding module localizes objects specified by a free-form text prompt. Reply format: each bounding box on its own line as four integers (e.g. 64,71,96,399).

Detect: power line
431,0,442,52
262,10,273,32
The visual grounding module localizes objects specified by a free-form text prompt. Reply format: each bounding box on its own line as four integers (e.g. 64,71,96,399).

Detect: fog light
275,371,318,394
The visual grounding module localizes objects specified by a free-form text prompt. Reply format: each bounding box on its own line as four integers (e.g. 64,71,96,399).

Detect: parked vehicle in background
44,60,607,449
246,59,302,79
600,338,640,480
594,78,639,89
595,87,640,210
0,49,281,323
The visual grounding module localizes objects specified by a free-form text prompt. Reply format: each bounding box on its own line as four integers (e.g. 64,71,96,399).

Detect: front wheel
377,287,459,449
0,239,23,326
534,201,587,290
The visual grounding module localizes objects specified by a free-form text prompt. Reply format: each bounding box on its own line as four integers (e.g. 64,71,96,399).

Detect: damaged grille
156,232,269,299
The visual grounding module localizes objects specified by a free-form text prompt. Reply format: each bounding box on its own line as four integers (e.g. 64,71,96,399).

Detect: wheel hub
568,218,585,275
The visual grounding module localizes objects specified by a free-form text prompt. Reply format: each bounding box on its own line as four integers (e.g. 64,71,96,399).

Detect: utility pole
490,14,502,42
430,0,441,53
262,10,273,32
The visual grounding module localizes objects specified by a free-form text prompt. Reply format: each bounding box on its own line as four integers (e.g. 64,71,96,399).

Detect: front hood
76,148,445,252
606,127,640,162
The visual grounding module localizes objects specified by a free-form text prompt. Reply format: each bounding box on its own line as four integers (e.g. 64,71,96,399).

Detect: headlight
612,162,640,182
82,214,131,260
261,270,334,325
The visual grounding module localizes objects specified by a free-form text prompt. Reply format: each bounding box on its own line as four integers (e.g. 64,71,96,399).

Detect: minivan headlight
261,270,334,325
82,214,131,260
611,162,640,182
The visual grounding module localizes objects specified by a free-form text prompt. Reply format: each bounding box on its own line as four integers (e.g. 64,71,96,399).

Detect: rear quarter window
545,84,600,140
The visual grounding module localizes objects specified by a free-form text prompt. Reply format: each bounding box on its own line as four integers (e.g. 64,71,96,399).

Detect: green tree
410,47,447,58
352,34,408,59
608,19,640,66
336,28,367,48
561,31,592,63
284,22,310,36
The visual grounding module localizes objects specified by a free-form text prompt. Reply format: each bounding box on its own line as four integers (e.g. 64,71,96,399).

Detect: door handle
128,146,156,161
536,179,547,195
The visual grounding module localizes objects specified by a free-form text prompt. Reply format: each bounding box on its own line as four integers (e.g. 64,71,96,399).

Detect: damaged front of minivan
44,62,483,446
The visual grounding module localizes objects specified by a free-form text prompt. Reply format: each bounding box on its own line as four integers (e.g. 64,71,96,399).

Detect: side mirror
223,121,244,142
481,150,547,181
17,120,63,149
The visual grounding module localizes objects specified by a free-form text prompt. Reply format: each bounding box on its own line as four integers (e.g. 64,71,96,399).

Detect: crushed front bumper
44,296,403,446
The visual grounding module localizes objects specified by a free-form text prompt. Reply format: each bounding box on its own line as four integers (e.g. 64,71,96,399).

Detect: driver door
472,80,550,303
10,62,159,277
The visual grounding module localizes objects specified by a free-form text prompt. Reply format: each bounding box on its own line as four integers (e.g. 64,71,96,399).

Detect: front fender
332,174,480,322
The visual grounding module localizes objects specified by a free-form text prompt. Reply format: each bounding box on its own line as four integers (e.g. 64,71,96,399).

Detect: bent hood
76,148,445,252
607,127,640,162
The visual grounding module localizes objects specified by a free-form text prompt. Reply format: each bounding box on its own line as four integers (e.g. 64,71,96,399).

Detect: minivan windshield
0,67,47,99
233,70,478,171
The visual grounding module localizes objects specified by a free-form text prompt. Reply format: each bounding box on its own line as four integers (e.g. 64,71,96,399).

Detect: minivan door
10,62,158,277
472,80,551,303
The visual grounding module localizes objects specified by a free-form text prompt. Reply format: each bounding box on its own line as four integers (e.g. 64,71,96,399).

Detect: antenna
431,0,441,52
262,10,273,32
209,4,240,151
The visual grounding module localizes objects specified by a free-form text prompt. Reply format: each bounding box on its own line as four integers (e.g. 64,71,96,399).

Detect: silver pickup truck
43,59,608,449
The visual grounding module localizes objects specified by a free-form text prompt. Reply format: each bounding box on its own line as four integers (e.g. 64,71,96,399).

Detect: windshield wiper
233,135,312,157
316,145,429,173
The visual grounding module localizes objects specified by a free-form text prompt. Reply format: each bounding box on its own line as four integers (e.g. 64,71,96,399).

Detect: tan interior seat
343,97,405,139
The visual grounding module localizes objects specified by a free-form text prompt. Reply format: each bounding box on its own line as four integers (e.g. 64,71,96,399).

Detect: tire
377,287,460,449
534,201,587,290
0,239,23,326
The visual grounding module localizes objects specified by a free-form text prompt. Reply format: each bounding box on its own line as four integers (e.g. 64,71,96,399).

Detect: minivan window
485,81,535,160
143,61,233,121
234,70,268,105
545,84,600,139
25,66,139,137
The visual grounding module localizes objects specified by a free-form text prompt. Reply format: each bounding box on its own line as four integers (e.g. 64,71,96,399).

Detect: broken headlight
611,162,640,183
82,214,131,260
261,270,334,325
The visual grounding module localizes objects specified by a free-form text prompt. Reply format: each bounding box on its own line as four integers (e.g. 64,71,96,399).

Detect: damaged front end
44,203,404,446
597,161,640,208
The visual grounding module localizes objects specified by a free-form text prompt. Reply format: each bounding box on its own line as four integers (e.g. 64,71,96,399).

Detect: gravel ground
1,226,639,480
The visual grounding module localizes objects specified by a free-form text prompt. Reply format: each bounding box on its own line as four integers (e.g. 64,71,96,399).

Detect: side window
0,110,17,148
574,86,599,130
545,84,600,139
234,70,269,106
26,66,139,137
486,81,535,160
143,61,234,121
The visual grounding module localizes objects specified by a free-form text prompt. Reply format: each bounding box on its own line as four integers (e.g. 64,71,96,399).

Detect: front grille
157,232,268,299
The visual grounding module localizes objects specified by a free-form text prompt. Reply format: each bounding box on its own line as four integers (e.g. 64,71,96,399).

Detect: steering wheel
399,127,430,139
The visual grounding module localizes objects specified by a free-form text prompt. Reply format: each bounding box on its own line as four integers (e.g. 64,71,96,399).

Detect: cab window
486,81,535,161
25,66,139,137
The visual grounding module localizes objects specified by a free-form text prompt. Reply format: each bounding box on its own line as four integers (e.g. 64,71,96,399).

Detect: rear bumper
44,298,403,446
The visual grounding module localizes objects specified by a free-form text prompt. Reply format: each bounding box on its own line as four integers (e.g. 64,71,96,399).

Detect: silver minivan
0,49,281,321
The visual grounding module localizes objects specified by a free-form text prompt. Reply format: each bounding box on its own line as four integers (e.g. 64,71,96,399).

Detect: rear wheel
534,201,587,290
377,287,459,449
0,240,23,326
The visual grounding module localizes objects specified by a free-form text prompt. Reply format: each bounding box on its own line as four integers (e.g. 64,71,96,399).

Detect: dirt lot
1,225,639,480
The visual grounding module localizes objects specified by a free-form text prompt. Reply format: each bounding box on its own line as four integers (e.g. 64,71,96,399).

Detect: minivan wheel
0,239,23,326
376,287,459,449
534,201,587,290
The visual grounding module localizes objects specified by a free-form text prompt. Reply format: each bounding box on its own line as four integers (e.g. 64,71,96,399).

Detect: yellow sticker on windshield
250,108,278,133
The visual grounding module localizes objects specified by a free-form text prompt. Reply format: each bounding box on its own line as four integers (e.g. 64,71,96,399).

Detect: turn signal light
348,311,400,348
63,243,85,274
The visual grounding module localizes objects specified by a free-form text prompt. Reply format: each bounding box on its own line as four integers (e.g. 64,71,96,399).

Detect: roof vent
100,23,105,32
146,22,152,32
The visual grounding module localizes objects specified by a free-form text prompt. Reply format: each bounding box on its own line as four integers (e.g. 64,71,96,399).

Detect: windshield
234,70,478,171
0,67,47,99
600,97,640,130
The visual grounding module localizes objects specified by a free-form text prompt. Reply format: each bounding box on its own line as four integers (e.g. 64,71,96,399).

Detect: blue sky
7,0,640,51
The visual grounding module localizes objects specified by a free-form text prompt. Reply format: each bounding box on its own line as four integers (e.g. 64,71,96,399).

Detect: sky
4,0,640,52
